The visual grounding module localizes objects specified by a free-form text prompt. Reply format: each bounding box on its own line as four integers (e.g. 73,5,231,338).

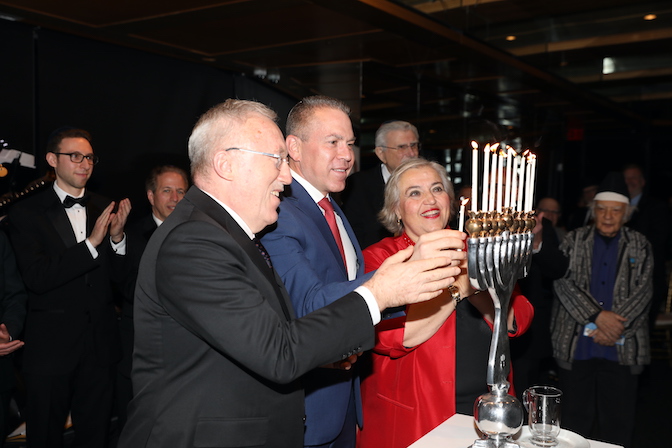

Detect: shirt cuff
532,241,543,254
85,239,99,259
110,233,127,255
355,285,381,325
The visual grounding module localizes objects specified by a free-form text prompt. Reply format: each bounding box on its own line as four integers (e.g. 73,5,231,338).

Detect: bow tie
63,195,89,208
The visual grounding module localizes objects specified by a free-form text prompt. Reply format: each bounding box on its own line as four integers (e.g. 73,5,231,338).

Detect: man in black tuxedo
116,165,188,430
118,99,465,447
341,120,420,249
0,230,27,444
8,128,131,448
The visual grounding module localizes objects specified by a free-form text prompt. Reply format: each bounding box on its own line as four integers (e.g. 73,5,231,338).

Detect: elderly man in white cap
551,171,652,448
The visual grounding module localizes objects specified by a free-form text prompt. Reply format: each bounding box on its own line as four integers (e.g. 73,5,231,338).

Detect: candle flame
491,142,500,152
522,149,530,157
484,143,491,152
460,196,469,206
471,141,478,149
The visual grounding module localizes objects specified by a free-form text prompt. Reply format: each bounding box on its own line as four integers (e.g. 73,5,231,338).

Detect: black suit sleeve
155,220,374,384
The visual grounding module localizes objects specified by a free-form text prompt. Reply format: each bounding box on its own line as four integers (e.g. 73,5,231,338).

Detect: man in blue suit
261,95,365,447
262,96,458,447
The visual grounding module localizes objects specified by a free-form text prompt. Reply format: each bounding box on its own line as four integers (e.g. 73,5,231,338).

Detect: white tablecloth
409,414,623,448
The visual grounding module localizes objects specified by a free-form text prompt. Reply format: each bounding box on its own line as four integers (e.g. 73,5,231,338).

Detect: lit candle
524,151,532,211
496,148,503,212
529,154,537,211
517,154,525,211
471,141,478,212
481,143,490,212
505,147,513,209
510,155,519,211
489,146,498,212
458,196,469,233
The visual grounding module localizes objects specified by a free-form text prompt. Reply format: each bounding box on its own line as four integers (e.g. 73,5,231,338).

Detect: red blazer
357,233,534,448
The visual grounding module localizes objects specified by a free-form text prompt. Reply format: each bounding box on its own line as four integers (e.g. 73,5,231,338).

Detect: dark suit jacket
7,187,121,374
0,230,26,393
626,193,669,322
118,213,157,377
261,181,372,445
513,218,569,360
341,165,392,249
119,187,374,448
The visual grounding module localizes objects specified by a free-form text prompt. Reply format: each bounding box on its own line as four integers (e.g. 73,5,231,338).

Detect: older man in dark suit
341,120,420,249
8,128,131,448
118,99,465,448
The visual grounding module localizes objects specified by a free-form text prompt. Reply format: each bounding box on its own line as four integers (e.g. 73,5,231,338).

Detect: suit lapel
286,182,348,276
45,190,78,248
187,188,294,321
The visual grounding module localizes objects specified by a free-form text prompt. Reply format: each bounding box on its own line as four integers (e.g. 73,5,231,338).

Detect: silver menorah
466,209,536,448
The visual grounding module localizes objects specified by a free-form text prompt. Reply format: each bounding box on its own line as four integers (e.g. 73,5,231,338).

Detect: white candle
489,147,497,212
496,148,503,212
481,144,490,212
524,152,532,211
510,155,518,211
505,147,513,209
517,155,524,211
471,141,478,212
458,197,469,233
530,154,537,211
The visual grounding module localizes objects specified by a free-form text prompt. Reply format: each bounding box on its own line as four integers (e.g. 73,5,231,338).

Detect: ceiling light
602,57,615,75
644,14,657,21
506,35,516,41
0,13,21,21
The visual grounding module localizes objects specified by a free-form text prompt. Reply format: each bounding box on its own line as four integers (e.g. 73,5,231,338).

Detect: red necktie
318,197,348,271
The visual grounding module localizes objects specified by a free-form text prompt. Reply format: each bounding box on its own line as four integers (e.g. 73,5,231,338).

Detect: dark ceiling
1,0,671,148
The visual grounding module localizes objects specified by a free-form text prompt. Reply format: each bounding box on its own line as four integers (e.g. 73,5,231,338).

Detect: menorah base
471,383,524,448
471,436,520,448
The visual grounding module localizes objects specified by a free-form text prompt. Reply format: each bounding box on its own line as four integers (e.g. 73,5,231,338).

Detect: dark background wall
0,21,296,221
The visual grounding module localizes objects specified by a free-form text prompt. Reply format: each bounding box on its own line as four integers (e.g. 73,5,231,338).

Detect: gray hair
375,121,419,148
286,95,350,140
188,99,277,178
378,158,454,235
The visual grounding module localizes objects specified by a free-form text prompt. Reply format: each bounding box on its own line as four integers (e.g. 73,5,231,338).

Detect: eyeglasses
225,147,289,170
381,142,421,152
53,152,100,165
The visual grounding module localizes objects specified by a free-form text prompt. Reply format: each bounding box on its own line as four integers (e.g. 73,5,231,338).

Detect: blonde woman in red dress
357,158,533,448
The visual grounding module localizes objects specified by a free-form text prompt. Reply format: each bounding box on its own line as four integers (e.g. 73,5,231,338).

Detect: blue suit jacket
261,180,373,445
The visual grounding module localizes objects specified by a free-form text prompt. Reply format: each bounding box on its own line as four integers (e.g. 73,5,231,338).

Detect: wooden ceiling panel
1,0,671,136
0,0,250,27
122,3,378,56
